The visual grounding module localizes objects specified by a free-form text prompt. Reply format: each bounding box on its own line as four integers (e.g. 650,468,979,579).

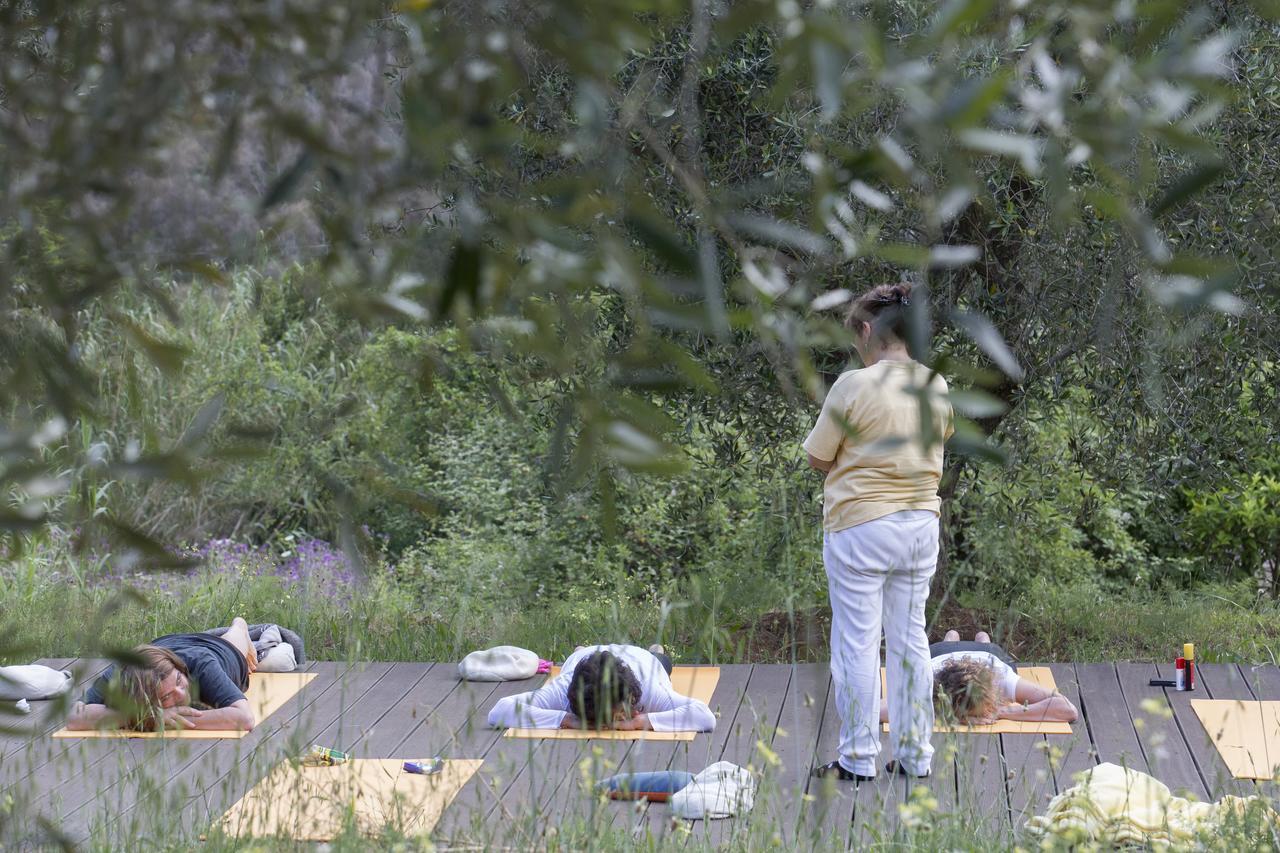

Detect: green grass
949,577,1280,666
5,551,1280,668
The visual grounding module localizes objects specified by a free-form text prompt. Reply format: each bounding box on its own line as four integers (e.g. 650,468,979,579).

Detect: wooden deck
2,660,1278,849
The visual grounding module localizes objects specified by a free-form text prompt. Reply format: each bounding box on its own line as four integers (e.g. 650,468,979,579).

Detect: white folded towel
670,761,756,820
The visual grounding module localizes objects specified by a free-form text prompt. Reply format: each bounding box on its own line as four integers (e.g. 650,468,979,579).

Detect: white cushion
670,762,756,820
458,646,540,681
0,665,73,701
256,643,297,673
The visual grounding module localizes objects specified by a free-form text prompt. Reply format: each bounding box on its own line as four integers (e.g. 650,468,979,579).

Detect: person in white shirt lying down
878,629,1079,726
487,644,716,732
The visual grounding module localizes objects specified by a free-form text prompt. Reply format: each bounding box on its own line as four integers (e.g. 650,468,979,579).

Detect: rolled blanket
205,623,306,668
0,665,73,701
458,646,541,681
596,770,696,802
670,762,756,820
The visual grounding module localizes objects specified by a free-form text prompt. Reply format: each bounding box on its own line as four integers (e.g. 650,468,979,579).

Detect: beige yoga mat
1191,699,1280,780
504,665,721,741
53,671,317,739
220,757,482,841
880,666,1073,734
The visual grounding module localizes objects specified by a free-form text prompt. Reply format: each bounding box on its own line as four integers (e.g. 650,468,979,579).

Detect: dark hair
933,658,999,723
846,281,914,343
567,651,642,728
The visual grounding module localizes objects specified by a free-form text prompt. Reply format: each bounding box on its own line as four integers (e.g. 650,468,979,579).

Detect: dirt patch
733,607,831,663
732,600,1031,663
929,598,1031,659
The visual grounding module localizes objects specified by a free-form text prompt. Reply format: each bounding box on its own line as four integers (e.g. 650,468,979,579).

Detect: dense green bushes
38,268,1275,620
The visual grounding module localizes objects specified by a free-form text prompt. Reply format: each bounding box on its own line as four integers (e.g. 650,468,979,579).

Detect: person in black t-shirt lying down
67,617,260,732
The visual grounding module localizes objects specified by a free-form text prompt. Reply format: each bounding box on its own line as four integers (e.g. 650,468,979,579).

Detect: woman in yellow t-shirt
804,281,952,782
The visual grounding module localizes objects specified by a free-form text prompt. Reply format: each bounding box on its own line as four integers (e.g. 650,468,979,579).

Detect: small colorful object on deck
303,745,350,766
403,757,445,775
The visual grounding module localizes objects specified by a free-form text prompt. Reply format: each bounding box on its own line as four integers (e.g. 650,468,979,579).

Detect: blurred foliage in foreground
2,1,1278,609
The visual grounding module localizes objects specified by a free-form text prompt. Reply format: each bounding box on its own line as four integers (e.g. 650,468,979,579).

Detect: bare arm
65,702,126,731
808,453,834,474
1000,679,1078,722
187,699,254,731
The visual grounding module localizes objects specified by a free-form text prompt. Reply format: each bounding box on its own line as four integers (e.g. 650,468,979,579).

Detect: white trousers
824,509,938,777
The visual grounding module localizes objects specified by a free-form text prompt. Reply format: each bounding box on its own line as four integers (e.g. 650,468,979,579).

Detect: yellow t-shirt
803,359,953,532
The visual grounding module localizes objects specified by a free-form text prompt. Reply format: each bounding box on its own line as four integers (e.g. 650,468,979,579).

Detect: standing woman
805,282,952,781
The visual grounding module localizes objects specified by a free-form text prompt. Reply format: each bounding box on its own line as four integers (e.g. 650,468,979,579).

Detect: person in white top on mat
880,629,1078,726
487,644,715,732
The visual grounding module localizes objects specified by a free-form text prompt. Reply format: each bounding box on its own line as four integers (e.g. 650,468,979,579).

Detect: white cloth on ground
459,645,541,681
825,509,938,778
931,651,1020,700
670,762,756,820
486,644,716,732
0,665,74,701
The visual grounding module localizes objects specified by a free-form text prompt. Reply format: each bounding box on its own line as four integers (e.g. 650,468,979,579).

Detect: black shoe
885,760,929,779
812,760,874,782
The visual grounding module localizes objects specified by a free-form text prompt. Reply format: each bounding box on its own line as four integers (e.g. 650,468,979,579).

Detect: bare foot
975,631,991,644
943,630,960,642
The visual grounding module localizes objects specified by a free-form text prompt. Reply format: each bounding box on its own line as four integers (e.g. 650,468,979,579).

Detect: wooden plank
1000,663,1061,827
1045,663,1095,793
0,658,75,755
498,740,593,847
849,727,901,845
807,668,858,850
303,662,435,754
0,659,112,780
1241,663,1280,700
535,731,640,840
694,663,791,849
0,657,97,847
430,676,560,846
1115,661,1207,800
1074,663,1146,771
360,666,478,757
630,664,752,846
764,664,830,845
956,731,1008,835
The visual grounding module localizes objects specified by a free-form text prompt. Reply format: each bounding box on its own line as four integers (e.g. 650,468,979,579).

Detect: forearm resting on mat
998,695,1078,723
66,702,126,730
188,700,255,731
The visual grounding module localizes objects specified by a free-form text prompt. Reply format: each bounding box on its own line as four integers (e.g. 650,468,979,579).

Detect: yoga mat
880,666,1073,734
52,671,317,739
219,757,483,841
504,665,720,741
1191,699,1280,780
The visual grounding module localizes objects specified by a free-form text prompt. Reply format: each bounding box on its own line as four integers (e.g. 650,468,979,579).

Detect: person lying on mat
878,629,1078,726
66,617,259,732
487,643,715,732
